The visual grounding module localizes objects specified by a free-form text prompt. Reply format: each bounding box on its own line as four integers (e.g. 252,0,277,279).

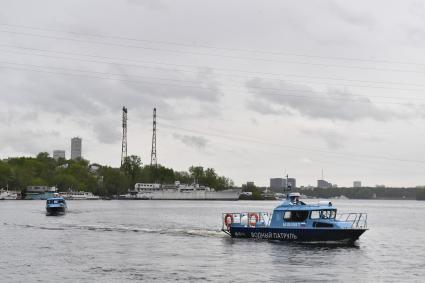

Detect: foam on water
4,221,226,238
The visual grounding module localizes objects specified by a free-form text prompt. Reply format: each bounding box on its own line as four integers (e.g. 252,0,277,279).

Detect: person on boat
287,193,305,205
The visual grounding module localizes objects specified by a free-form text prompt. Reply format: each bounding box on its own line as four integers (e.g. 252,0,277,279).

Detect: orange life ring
224,214,233,229
248,213,259,227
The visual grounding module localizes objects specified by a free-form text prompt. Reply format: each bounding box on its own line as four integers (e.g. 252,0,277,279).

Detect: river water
0,199,424,282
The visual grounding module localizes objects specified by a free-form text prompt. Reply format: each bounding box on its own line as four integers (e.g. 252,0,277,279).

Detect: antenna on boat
286,174,288,191
283,174,291,200
285,174,292,192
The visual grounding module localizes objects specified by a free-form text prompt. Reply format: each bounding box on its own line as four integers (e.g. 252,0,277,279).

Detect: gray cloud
245,99,281,116
327,2,376,28
2,65,221,114
172,133,208,149
126,0,166,11
0,129,60,154
409,1,425,19
93,121,121,144
301,128,347,150
110,65,221,105
1,0,425,187
0,109,39,125
404,25,425,45
0,64,222,145
245,78,397,121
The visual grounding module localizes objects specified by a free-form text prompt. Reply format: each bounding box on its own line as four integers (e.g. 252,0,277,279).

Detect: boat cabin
270,197,338,228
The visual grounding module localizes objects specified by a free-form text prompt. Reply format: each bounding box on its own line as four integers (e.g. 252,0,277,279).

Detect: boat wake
4,222,225,238
67,224,226,238
4,223,66,231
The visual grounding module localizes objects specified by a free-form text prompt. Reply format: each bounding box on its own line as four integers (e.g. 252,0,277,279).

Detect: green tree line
0,152,233,197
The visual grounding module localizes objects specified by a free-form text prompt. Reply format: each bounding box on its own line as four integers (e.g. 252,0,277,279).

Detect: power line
190,132,425,177
2,28,425,74
3,47,425,96
2,44,425,88
1,22,425,67
1,59,424,102
160,122,425,165
0,62,421,106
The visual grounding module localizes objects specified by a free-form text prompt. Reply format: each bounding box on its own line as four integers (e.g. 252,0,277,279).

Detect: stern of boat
222,212,272,236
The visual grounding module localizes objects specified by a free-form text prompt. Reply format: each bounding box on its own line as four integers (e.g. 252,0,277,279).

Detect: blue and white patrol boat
222,192,367,243
46,197,67,215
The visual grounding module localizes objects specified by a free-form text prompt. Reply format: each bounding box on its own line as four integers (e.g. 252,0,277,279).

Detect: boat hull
46,206,67,216
229,227,366,243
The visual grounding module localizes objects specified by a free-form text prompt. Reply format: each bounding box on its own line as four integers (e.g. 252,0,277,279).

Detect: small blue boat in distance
46,197,67,216
222,192,367,243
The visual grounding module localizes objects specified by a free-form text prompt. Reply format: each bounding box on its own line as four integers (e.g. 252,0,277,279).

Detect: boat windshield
283,210,309,222
47,199,64,204
310,210,336,219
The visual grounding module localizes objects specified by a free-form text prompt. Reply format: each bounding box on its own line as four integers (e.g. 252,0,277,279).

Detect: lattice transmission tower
150,108,157,167
121,106,128,166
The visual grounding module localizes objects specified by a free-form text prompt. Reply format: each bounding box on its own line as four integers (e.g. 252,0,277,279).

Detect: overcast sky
1,0,425,187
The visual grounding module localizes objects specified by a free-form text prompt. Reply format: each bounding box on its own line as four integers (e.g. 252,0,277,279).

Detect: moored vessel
60,191,100,200
46,197,67,215
222,192,367,243
0,189,19,200
26,186,57,200
124,182,240,200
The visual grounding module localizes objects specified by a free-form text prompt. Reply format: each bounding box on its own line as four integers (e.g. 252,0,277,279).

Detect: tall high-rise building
71,137,82,160
53,150,65,160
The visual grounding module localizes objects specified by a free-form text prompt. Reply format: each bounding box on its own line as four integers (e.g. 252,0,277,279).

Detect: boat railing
336,213,368,229
222,212,272,231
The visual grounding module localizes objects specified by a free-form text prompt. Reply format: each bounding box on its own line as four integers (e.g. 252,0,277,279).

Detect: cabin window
283,210,309,222
310,211,321,219
320,210,336,219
